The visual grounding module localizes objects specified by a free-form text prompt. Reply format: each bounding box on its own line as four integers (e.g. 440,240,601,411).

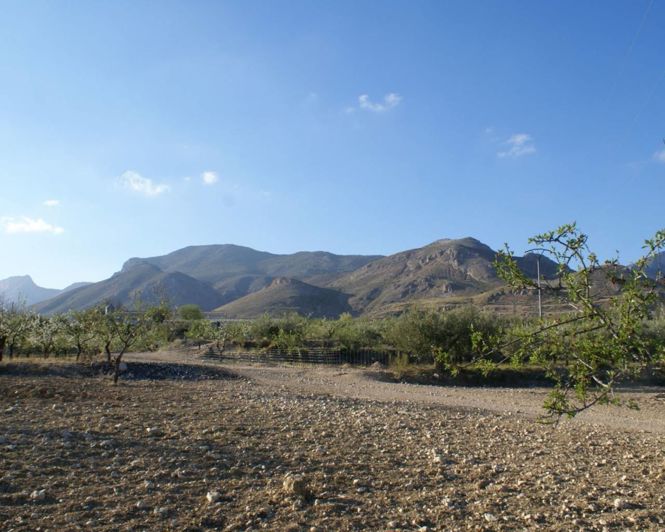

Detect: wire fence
200,345,395,367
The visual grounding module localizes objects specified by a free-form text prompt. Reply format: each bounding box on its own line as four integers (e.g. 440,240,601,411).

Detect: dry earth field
1,352,665,531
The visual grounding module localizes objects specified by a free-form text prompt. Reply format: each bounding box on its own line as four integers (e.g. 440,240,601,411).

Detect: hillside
26,237,578,317
35,262,224,314
214,277,352,318
330,237,559,314
0,275,61,306
32,245,379,315
122,244,381,285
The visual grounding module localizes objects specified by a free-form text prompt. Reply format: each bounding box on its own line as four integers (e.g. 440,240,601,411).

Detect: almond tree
0,299,8,362
0,301,37,361
32,315,66,358
62,308,101,361
492,223,665,419
102,303,169,384
5,308,35,359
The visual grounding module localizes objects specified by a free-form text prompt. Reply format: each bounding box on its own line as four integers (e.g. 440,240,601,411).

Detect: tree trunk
105,342,112,365
76,342,82,362
8,341,15,359
0,337,5,362
112,353,125,384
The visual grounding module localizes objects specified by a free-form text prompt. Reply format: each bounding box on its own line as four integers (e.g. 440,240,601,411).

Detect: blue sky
1,0,664,288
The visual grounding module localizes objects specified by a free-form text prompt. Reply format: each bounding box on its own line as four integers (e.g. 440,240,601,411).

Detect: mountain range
2,240,662,318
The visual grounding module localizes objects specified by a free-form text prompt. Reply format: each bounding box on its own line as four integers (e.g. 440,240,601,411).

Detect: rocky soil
1,359,664,531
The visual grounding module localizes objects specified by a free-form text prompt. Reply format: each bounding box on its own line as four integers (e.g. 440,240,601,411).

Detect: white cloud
119,170,170,197
497,133,536,158
43,199,60,207
653,149,665,163
1,216,64,235
357,92,402,113
202,171,219,185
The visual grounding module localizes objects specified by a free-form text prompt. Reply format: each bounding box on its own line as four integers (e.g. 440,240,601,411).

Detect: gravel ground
1,356,664,531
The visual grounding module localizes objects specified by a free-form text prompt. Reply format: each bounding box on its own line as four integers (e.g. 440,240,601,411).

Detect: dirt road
130,349,665,434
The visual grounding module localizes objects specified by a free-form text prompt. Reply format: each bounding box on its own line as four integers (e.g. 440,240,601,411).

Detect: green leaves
495,223,665,419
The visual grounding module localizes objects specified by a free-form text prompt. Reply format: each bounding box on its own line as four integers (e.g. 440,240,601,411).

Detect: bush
178,304,204,321
329,313,384,351
383,307,504,365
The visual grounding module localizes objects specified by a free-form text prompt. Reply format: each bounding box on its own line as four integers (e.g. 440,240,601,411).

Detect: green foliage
384,307,502,365
389,352,411,376
185,319,213,344
494,223,665,419
178,304,204,321
329,313,384,351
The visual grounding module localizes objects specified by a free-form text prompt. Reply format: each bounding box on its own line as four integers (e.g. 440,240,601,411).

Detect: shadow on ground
0,361,239,381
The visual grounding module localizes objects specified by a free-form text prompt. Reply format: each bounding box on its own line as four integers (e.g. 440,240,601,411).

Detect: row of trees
0,302,171,383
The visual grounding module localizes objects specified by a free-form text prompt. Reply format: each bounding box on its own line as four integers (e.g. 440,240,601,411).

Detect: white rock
30,489,47,501
613,498,629,510
206,491,221,503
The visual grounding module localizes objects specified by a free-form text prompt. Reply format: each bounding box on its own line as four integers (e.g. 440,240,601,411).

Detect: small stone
483,513,497,522
146,427,163,437
613,498,629,510
135,500,147,510
30,489,47,501
206,491,221,503
283,474,309,497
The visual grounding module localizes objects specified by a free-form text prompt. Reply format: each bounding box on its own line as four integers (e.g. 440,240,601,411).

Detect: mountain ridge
0,275,61,306
3,237,598,317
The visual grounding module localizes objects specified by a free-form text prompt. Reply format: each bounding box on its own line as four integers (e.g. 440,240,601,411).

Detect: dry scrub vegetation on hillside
1,359,665,531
